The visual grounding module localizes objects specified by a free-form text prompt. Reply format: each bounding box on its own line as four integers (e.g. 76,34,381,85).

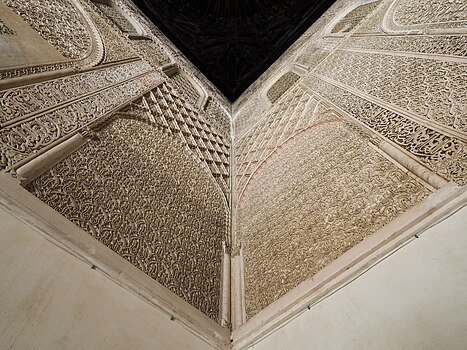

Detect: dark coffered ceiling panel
132,0,336,101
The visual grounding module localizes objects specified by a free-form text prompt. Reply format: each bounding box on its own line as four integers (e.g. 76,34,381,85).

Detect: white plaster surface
0,206,217,350
247,206,467,350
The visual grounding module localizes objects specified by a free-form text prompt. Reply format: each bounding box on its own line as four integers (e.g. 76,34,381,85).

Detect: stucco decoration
4,0,92,59
239,112,429,318
28,117,229,322
123,82,231,200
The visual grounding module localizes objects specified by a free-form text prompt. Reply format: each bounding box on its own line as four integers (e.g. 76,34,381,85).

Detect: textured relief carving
4,0,91,59
170,72,201,108
313,50,467,133
239,119,429,318
204,98,231,140
304,76,467,185
393,0,467,26
0,60,152,124
28,117,228,322
0,18,16,35
124,82,230,200
0,62,76,80
0,71,159,169
236,86,323,195
94,2,134,33
83,0,137,63
343,35,467,57
331,1,381,33
266,72,300,104
130,38,171,68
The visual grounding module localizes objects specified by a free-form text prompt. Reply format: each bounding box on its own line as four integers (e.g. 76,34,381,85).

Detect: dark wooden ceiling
132,0,336,101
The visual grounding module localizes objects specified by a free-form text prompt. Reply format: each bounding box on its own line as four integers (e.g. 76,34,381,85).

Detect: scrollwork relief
0,61,152,124
28,117,228,322
239,119,429,318
303,76,467,185
393,0,467,26
313,50,467,134
0,71,160,169
4,0,92,59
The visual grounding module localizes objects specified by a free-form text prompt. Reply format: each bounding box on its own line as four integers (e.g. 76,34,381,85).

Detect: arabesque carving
303,76,467,185
0,69,160,169
84,0,137,63
27,117,228,322
0,61,151,124
393,0,467,26
4,0,92,59
313,50,467,134
239,118,429,318
170,72,201,108
94,1,134,33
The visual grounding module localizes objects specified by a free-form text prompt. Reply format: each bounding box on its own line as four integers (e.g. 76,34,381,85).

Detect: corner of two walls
231,0,467,333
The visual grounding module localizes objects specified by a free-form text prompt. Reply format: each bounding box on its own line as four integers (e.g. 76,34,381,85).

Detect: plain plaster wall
0,205,217,350
247,205,467,350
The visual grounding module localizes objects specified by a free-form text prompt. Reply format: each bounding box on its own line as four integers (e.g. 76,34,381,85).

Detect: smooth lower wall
0,205,217,350
246,205,467,350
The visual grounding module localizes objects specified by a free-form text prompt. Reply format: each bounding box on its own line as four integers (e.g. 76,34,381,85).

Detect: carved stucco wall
0,0,231,324
0,0,466,335
27,117,228,321
234,0,467,318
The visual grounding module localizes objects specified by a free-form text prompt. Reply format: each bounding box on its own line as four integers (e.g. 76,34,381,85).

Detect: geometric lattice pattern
124,82,231,200
94,2,134,33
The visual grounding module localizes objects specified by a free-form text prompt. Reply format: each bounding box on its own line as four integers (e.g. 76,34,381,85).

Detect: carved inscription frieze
125,82,231,200
303,76,467,185
0,71,159,169
0,61,152,124
28,117,228,322
313,50,467,134
343,35,467,58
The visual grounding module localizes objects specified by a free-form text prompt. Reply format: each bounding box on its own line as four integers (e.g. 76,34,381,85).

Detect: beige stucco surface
0,205,217,350
248,205,467,350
